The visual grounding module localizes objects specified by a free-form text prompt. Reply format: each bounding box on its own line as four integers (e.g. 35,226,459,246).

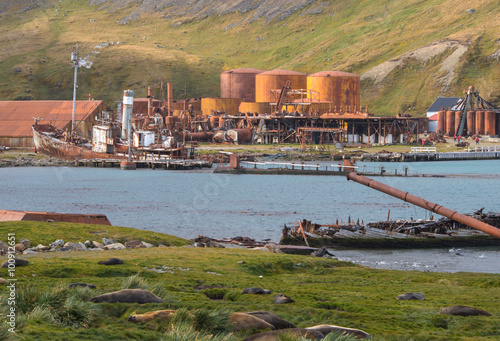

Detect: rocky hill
0,0,498,115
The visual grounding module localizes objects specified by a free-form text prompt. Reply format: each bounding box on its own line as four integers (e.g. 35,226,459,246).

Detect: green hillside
0,0,498,116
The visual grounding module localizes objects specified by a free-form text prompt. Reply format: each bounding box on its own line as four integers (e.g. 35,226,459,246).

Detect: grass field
0,221,499,340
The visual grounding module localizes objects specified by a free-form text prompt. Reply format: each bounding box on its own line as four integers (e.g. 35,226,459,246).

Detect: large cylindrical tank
226,129,252,143
255,69,307,103
437,110,446,134
476,111,485,135
485,110,496,135
220,68,264,102
239,102,271,115
307,71,361,112
184,131,214,142
446,110,455,136
466,111,475,136
165,116,176,130
454,111,462,134
201,98,241,116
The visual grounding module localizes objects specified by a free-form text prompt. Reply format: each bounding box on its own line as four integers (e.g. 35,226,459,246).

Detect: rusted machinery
345,163,500,239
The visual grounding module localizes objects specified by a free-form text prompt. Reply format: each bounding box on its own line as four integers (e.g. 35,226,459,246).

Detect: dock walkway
75,158,212,170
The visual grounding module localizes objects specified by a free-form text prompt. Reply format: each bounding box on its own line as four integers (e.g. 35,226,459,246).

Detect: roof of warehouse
426,97,461,113
0,100,103,137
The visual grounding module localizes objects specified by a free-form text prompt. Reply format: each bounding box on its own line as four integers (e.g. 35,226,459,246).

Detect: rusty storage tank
437,110,446,134
165,116,176,130
221,68,264,102
201,98,241,116
227,128,252,143
255,69,307,103
485,110,496,135
446,110,455,136
454,111,462,134
466,111,475,136
307,71,361,112
239,102,271,115
475,111,485,135
184,131,214,142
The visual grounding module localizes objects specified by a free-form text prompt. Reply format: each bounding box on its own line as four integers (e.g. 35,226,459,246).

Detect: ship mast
71,42,79,135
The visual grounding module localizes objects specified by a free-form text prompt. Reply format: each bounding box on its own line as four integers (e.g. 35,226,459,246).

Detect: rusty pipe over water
345,170,500,239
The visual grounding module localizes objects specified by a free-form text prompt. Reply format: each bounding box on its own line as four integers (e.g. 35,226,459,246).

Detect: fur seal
242,328,324,341
1,258,29,268
68,282,96,289
128,309,176,323
89,289,164,304
396,292,425,301
246,311,296,329
440,305,491,317
230,313,275,331
97,258,124,265
273,294,294,304
306,324,371,339
242,287,272,295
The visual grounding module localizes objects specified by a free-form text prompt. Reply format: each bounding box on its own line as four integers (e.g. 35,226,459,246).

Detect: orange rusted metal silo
255,69,307,103
466,111,475,136
476,111,485,135
437,110,446,134
307,71,361,112
446,110,455,136
454,111,462,134
220,68,264,102
485,110,496,136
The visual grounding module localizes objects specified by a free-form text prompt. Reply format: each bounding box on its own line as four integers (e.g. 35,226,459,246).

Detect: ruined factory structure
129,68,433,146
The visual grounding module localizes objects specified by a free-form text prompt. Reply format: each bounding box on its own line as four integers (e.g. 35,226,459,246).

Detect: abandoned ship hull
32,124,125,161
281,229,500,248
281,216,500,249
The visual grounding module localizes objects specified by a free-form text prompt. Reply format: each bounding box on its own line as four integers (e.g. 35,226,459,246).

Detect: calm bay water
1,159,499,273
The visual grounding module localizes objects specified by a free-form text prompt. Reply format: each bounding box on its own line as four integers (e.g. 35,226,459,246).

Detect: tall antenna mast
71,42,79,134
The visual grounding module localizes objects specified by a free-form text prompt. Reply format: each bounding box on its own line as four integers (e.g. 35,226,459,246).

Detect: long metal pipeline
345,169,500,239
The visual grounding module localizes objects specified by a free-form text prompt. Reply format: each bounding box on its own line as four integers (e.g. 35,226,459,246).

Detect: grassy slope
0,221,500,340
0,0,499,115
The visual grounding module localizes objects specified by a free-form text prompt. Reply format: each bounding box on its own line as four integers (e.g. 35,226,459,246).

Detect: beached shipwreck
281,210,500,248
281,162,500,248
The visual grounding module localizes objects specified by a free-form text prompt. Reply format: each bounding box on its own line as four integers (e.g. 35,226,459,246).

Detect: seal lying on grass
440,305,491,316
89,289,163,304
128,309,176,323
242,328,324,341
306,324,371,339
245,311,296,329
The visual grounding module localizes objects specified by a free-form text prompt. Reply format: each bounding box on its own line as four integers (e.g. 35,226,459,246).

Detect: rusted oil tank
466,111,475,136
437,110,446,134
446,110,455,136
226,128,252,143
239,102,271,115
307,71,361,112
454,111,462,134
165,116,176,130
475,111,485,135
212,130,225,143
485,110,496,135
201,98,241,116
255,69,307,103
221,68,264,102
184,131,214,142
210,116,220,129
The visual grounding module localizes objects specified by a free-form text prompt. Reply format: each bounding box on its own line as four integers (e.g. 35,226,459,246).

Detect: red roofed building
0,100,110,147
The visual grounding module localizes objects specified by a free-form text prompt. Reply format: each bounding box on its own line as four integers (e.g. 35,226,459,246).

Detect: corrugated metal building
0,100,108,147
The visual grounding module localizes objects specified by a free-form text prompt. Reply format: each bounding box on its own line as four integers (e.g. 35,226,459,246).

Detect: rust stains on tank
221,68,264,102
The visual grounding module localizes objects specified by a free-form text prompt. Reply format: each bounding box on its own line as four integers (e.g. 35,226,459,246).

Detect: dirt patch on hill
361,40,469,91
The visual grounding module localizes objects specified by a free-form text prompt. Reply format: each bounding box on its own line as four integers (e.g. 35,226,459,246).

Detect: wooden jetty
75,158,212,170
